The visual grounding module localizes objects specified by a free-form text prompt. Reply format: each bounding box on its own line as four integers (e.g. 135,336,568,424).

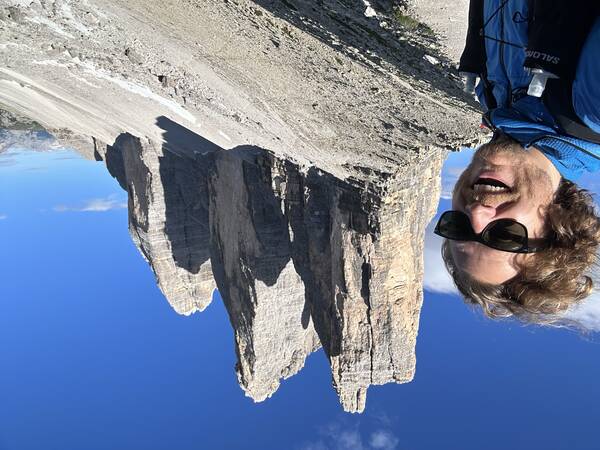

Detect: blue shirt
475,1,600,181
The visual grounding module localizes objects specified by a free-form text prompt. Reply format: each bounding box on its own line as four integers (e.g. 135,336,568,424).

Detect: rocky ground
0,0,481,175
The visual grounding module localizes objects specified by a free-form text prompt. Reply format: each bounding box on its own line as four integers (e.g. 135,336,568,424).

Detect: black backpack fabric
459,0,600,143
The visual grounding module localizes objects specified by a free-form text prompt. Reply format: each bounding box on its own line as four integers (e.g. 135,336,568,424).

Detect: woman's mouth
472,177,511,193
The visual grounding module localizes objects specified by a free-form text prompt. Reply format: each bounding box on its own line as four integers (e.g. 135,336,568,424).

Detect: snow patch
78,61,197,124
218,130,232,142
59,2,91,34
423,55,440,65
363,0,377,18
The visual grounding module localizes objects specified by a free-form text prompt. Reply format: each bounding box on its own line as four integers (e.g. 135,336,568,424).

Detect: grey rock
124,47,143,65
6,6,24,23
96,121,442,412
0,108,43,131
104,132,217,315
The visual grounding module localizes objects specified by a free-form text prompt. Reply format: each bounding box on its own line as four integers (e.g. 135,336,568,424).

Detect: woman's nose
466,204,497,233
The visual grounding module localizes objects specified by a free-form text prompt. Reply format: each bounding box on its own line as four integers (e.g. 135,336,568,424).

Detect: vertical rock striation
326,159,442,411
101,133,217,315
208,149,322,401
98,125,443,412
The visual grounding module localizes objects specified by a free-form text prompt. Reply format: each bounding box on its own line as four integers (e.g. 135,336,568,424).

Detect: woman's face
449,142,560,284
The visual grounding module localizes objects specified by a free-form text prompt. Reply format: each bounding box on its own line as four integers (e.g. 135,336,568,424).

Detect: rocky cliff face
93,118,442,412
98,132,217,315
0,0,480,412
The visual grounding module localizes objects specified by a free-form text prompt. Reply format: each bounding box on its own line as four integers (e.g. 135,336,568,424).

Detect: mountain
91,117,442,412
0,0,481,412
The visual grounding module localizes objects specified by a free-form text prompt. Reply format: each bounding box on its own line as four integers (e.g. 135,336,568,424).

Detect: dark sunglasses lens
484,219,528,251
437,212,473,240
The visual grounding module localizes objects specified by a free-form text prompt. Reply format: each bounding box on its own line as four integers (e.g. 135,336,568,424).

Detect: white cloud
369,430,399,450
299,423,399,450
423,223,457,294
335,430,365,450
423,149,471,292
80,198,127,212
54,196,127,213
0,214,7,220
440,166,463,200
563,282,600,332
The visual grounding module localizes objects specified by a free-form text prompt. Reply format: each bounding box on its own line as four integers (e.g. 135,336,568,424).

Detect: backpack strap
544,79,600,145
459,0,486,74
525,0,599,80
459,0,497,109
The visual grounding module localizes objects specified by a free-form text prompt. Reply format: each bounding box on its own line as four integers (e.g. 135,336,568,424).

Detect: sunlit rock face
96,120,442,412
326,160,442,412
208,149,322,402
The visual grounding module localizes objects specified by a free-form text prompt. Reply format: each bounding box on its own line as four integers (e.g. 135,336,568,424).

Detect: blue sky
1,146,599,450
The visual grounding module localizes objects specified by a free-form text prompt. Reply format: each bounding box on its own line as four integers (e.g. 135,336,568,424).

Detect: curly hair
442,178,600,323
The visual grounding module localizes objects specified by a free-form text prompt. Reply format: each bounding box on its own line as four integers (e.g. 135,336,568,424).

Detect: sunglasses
434,210,546,254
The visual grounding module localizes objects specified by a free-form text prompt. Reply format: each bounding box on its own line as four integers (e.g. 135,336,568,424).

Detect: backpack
459,0,600,144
